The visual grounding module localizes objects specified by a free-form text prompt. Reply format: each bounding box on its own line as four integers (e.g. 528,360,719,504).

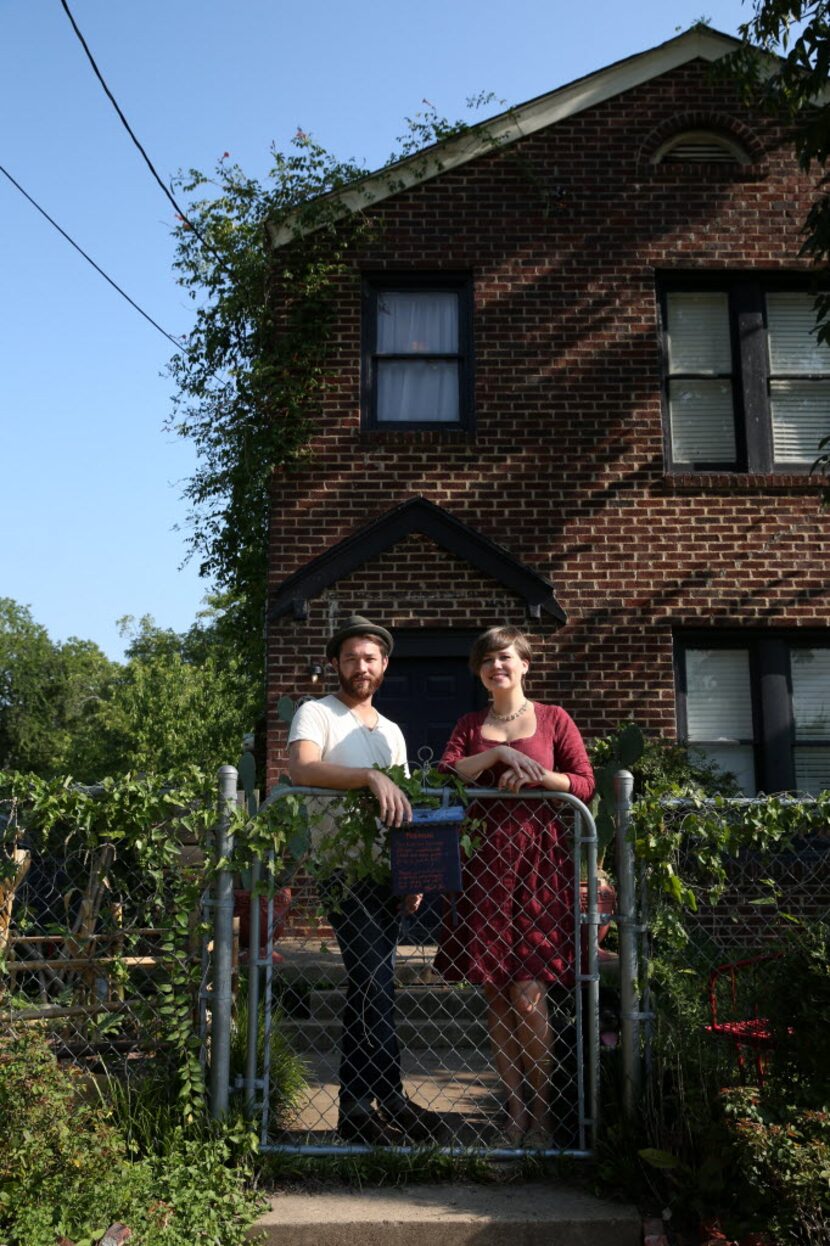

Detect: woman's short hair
469,626,533,674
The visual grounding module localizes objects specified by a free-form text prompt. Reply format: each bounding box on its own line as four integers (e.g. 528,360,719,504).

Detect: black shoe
378,1097,446,1143
337,1106,398,1146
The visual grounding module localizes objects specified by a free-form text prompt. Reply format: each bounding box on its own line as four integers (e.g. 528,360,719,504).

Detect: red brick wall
265,60,828,789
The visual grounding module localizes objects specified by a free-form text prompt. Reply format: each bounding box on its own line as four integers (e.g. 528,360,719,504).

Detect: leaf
286,825,310,859
616,723,645,768
638,1147,680,1169
277,695,296,724
595,766,617,806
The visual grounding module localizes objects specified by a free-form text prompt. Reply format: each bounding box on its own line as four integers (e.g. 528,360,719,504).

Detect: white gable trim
267,27,744,248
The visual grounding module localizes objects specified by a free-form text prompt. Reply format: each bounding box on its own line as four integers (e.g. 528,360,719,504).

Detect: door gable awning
268,496,567,625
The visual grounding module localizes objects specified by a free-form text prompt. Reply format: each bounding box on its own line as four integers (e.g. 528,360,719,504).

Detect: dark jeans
322,877,404,1113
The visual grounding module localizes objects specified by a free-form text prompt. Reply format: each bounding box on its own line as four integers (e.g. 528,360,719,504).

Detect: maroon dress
434,703,595,989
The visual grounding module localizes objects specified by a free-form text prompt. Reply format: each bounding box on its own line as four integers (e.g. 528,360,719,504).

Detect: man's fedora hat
326,615,394,661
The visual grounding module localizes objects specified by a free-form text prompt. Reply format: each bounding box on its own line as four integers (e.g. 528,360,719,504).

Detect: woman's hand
499,767,532,793
496,746,546,785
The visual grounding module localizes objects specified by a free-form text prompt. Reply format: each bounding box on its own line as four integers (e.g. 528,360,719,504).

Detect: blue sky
1,0,751,659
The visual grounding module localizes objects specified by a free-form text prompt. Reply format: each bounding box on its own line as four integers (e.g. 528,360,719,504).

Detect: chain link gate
213,777,608,1158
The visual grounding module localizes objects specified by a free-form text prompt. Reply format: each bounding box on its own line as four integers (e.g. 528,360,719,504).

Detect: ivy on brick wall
168,99,504,683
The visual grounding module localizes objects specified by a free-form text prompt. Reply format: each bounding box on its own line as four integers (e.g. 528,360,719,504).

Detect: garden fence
631,793,830,1089
0,790,213,1084
11,769,823,1150
209,770,624,1159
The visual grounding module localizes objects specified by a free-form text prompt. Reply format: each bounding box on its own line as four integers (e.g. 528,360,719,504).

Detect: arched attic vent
652,129,751,165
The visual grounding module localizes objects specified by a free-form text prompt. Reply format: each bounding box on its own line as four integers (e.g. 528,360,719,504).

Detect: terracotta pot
233,887,291,958
579,870,617,956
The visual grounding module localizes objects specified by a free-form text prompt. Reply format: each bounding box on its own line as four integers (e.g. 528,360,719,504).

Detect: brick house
265,25,830,799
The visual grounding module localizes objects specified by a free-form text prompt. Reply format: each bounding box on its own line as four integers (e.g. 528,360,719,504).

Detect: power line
59,0,228,273
0,162,183,349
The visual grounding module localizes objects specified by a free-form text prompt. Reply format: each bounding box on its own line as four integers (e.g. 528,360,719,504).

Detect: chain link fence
232,784,604,1157
635,795,830,1089
0,789,212,1087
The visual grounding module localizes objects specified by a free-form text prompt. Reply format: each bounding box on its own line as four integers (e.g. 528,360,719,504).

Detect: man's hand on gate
367,769,413,827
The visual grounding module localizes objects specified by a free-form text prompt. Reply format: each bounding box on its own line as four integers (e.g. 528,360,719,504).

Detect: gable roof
268,25,744,247
267,497,567,625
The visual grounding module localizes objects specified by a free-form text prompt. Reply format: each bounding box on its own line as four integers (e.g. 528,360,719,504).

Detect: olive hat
325,615,394,661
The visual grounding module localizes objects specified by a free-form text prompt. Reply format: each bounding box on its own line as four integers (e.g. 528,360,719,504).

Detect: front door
372,632,487,767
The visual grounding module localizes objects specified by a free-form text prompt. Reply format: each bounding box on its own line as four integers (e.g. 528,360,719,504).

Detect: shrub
0,1025,262,1246
723,1088,830,1245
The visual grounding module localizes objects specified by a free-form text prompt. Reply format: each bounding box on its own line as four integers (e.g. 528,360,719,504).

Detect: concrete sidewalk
251,1182,641,1245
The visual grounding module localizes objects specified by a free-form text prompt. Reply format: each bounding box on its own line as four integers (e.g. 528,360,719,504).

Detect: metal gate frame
208,770,642,1158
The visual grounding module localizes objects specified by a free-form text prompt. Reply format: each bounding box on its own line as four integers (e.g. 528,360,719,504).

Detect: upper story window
362,276,473,429
653,130,749,165
661,278,830,472
676,633,830,796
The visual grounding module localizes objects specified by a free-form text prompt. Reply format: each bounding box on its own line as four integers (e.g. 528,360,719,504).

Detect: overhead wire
0,161,182,349
58,0,229,274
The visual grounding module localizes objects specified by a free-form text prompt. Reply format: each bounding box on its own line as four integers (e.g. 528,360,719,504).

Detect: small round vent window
654,130,749,164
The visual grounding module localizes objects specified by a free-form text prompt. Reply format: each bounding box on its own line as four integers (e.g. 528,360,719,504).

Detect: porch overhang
267,497,567,626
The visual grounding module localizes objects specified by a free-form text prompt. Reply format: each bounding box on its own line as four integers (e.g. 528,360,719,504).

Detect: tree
728,3,830,477
0,597,116,776
99,601,259,776
0,596,258,782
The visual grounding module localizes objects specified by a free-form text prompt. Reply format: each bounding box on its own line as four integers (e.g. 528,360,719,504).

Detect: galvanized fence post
210,764,237,1118
614,768,641,1118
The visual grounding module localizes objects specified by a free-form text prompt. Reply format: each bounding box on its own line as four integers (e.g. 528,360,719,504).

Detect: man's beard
338,669,384,699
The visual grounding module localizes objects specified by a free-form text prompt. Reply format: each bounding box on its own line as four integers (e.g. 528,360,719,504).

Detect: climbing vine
166,97,508,681
0,768,296,1121
630,784,830,947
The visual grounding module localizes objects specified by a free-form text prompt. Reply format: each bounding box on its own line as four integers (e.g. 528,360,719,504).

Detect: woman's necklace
487,699,530,723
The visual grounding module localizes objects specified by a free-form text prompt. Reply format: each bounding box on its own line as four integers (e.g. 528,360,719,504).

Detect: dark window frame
361,273,474,431
658,273,828,474
674,630,830,794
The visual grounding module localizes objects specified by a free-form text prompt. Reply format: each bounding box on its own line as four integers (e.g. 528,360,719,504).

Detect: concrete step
271,941,620,990
274,941,441,988
281,1016,490,1052
251,1182,641,1246
308,985,488,1023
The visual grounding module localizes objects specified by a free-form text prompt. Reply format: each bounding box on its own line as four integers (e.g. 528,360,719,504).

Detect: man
287,614,442,1145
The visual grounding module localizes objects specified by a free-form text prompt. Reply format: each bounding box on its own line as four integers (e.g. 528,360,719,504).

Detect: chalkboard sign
389,805,465,896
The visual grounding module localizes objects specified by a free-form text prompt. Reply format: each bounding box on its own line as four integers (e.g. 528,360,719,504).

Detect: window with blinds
666,292,736,465
766,293,830,464
684,647,757,794
791,648,830,795
677,636,830,796
661,279,830,472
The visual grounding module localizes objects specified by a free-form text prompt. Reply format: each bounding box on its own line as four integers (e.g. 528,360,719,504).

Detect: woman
435,626,595,1148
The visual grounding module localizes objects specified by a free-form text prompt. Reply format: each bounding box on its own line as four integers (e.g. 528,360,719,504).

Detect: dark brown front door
372,631,487,768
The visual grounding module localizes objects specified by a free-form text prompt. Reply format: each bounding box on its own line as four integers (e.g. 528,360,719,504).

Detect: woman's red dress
434,703,595,988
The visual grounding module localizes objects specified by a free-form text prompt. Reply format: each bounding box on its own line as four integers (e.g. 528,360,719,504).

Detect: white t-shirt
288,694,407,772
287,694,408,861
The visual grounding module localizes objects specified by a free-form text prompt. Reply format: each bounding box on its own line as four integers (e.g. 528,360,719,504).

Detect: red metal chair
705,953,783,1086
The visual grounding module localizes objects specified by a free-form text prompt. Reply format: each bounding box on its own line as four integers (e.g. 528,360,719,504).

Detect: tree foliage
103,604,259,776
0,597,257,781
0,597,117,777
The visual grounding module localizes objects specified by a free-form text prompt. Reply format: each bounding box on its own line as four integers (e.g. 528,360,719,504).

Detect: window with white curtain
677,634,830,796
363,278,472,428
661,280,830,472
